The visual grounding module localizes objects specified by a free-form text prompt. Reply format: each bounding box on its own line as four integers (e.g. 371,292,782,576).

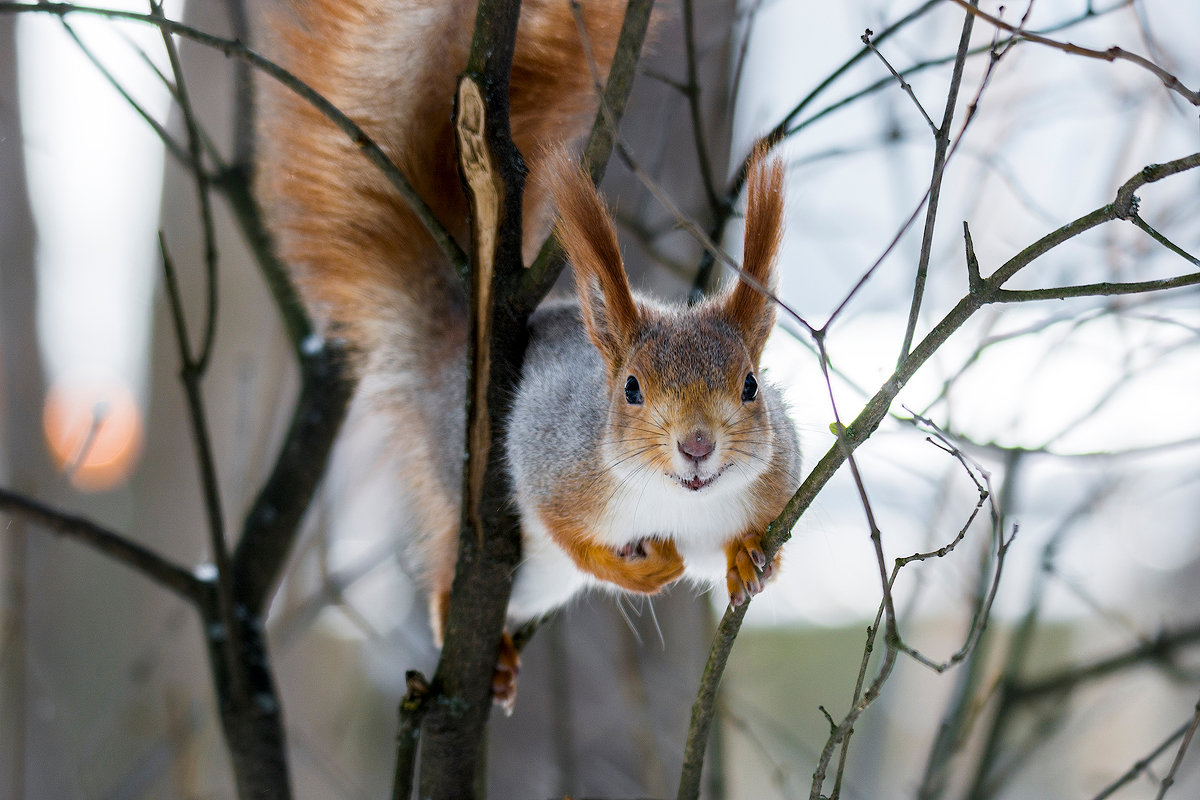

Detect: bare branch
0,488,204,604
416,2,527,795
681,0,721,217
862,27,937,133
391,672,431,800
897,0,978,362
1156,698,1200,799
679,152,1200,800
1010,620,1200,704
946,0,1200,105
676,603,749,799
1089,718,1193,800
153,0,220,372
57,17,191,167
521,0,655,309
0,0,468,273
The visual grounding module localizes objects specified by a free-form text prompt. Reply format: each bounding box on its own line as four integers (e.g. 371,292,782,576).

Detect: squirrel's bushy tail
258,0,628,358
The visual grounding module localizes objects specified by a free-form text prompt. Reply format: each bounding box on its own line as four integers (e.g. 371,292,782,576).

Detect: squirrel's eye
741,372,758,403
624,375,644,405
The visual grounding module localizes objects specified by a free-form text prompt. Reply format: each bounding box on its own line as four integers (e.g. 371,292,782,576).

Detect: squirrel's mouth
674,468,723,492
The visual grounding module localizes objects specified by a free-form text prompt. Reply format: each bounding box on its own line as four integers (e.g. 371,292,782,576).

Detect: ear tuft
724,142,785,363
546,149,639,369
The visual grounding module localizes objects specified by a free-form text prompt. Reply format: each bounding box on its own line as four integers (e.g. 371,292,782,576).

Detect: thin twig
782,0,1133,144
862,27,937,133
992,271,1200,302
679,152,1200,800
0,487,204,604
519,0,655,309
1127,213,1200,267
391,672,430,800
1155,697,1200,799
680,0,721,217
896,524,1015,675
1010,620,1200,703
159,233,245,709
0,0,468,273
1089,718,1192,800
158,234,229,572
57,17,191,167
897,0,977,363
153,0,220,372
946,0,1200,105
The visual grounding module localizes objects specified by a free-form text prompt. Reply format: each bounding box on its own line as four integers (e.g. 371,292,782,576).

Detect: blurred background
1,0,1199,798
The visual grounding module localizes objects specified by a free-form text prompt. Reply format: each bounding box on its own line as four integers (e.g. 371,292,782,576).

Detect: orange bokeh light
42,381,144,492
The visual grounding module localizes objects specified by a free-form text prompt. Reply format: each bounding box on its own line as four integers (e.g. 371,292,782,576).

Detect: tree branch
1089,718,1193,800
415,1,526,796
0,1,467,273
896,0,976,362
1010,620,1200,704
676,152,1200,798
231,342,354,615
153,0,220,372
520,0,656,311
0,488,203,603
946,0,1200,105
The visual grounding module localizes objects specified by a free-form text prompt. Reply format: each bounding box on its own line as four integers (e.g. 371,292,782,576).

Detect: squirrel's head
550,146,787,496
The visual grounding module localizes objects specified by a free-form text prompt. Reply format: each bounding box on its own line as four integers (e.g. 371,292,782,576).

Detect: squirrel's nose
677,429,715,464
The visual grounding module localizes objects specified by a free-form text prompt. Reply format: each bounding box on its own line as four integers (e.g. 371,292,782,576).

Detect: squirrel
257,0,800,707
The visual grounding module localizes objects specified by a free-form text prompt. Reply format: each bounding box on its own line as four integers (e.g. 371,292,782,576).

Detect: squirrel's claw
725,532,777,606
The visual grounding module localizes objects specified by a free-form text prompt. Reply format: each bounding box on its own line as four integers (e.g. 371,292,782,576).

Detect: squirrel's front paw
725,532,777,606
610,537,685,593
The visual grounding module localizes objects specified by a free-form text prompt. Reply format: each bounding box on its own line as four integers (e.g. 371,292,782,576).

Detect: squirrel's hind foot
492,630,521,716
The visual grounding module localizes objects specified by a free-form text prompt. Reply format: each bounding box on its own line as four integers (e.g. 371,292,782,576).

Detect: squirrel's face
603,310,774,497
549,142,788,506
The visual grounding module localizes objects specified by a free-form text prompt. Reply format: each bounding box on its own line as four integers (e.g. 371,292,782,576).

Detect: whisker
646,596,665,650
614,594,644,644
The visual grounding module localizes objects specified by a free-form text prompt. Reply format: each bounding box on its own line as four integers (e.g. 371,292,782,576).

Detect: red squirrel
257,0,800,706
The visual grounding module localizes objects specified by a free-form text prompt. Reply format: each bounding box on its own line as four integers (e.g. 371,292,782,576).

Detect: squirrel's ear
723,143,785,363
547,150,639,369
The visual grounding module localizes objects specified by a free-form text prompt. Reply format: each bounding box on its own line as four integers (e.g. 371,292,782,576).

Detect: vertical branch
416,1,526,797
677,603,749,800
391,672,430,800
680,0,721,218
691,0,944,294
916,452,1016,800
521,0,656,309
896,0,976,363
158,235,236,654
162,232,295,799
222,0,254,168
153,0,220,371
